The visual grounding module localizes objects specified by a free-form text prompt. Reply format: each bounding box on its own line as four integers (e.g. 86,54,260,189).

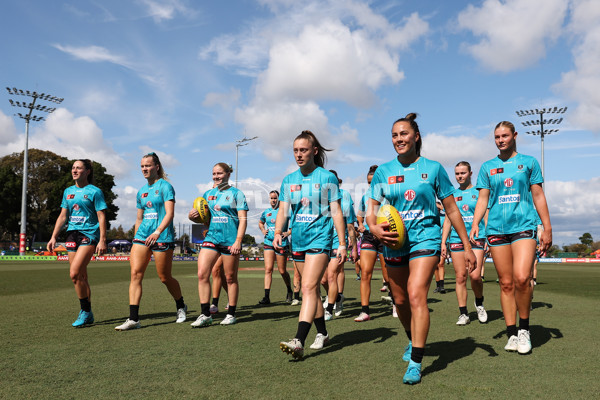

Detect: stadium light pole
6,87,64,255
515,106,567,190
234,136,258,187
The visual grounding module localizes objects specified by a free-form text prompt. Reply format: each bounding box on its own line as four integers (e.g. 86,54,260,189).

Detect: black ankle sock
475,296,484,307
519,318,529,331
411,346,425,363
295,321,312,346
264,289,270,299
228,305,236,317
336,293,342,302
326,303,334,313
405,330,412,341
79,297,91,312
435,280,441,288
211,297,219,307
439,279,445,288
175,297,185,310
286,285,292,293
314,316,327,336
361,305,370,314
201,303,210,317
129,305,139,321
459,306,468,315
507,324,518,338
294,292,300,300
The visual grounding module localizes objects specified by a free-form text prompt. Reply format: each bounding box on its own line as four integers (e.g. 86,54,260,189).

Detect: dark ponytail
294,130,332,168
392,113,421,156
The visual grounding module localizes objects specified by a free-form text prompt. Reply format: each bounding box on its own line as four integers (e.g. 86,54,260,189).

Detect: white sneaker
322,296,328,309
354,312,371,322
334,294,344,316
291,298,301,306
115,319,141,331
324,310,333,321
309,333,330,349
456,314,470,326
209,304,218,314
175,305,187,323
392,304,398,318
475,304,488,323
220,314,237,325
504,335,518,351
381,295,393,304
280,338,304,359
190,314,213,327
517,329,532,354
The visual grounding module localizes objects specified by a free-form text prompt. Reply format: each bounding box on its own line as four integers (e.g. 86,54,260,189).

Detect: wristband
153,230,161,236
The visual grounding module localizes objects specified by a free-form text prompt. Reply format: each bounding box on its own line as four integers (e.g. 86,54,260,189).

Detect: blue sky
1,0,599,246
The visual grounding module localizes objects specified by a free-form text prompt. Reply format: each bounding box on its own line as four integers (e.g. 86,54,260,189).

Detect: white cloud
553,0,600,132
138,146,180,169
0,111,19,146
137,0,194,22
457,0,569,72
202,88,241,109
421,132,498,167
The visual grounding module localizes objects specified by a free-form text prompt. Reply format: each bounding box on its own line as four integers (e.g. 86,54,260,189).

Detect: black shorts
291,249,329,262
201,241,232,255
264,244,288,256
360,231,383,254
65,231,96,252
449,239,485,252
132,238,175,252
385,249,441,267
487,230,536,247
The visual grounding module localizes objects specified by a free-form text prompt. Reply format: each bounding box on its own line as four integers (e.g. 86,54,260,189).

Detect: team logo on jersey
491,168,504,175
67,194,75,199
146,201,153,208
142,193,148,198
462,204,469,212
421,173,428,180
155,190,159,195
208,196,217,201
472,195,477,199
518,164,524,170
404,189,416,201
83,195,88,200
270,218,275,224
388,175,405,184
504,178,514,187
226,196,230,201
314,184,320,190
291,185,302,192
73,204,80,211
301,197,310,207
456,196,462,201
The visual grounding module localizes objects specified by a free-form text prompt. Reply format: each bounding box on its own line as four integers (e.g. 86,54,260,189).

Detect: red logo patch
142,193,148,198
73,204,79,211
456,196,462,201
290,185,302,192
301,197,310,207
67,194,75,199
504,178,514,187
388,175,405,184
146,201,152,208
462,204,469,212
491,168,504,175
208,196,217,201
404,190,416,201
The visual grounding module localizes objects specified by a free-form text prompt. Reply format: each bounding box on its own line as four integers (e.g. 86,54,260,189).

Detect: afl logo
462,204,469,212
404,190,416,201
504,178,514,187
73,204,80,211
146,201,153,208
301,197,310,207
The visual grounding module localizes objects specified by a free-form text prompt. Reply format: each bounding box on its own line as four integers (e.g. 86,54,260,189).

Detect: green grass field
1,260,599,399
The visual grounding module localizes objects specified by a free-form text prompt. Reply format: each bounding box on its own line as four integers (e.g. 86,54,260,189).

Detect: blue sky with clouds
1,0,599,246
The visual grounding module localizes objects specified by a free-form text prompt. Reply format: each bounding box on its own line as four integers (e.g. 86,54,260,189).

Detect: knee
455,272,467,285
224,274,237,285
407,288,427,308
70,271,83,283
157,274,171,284
499,279,514,293
514,275,530,291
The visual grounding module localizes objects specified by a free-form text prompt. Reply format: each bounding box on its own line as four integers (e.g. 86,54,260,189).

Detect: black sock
227,305,236,316
439,279,445,288
475,296,484,307
175,296,185,310
264,289,270,299
435,280,441,288
405,330,412,341
336,293,342,302
326,303,334,314
519,318,529,331
533,278,537,283
79,297,91,312
459,306,468,315
129,305,139,321
295,321,312,346
211,297,219,307
507,324,518,338
201,303,210,317
361,305,370,314
411,346,425,363
286,285,292,293
314,316,327,336
294,292,300,300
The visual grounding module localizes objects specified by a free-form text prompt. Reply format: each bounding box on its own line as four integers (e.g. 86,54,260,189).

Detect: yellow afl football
376,204,406,250
192,197,210,224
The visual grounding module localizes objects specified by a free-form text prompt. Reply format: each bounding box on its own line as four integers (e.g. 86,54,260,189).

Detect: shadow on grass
302,327,398,360
480,309,504,323
531,301,553,310
95,311,196,328
422,337,499,377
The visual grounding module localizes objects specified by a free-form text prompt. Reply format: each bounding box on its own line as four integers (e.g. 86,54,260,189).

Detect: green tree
242,234,256,245
579,232,593,247
107,225,128,241
0,149,119,241
0,165,23,240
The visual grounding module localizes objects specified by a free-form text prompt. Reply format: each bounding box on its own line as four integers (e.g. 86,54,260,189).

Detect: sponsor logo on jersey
295,214,317,223
73,204,80,211
142,193,148,198
81,236,90,244
146,201,153,208
491,168,504,175
462,204,469,212
400,209,424,220
462,215,474,223
66,241,76,248
421,173,428,180
202,242,216,248
213,216,229,223
301,197,310,207
291,185,302,192
144,212,158,220
69,216,86,223
208,196,217,201
504,178,514,187
498,194,520,204
450,243,463,251
267,212,272,217
67,194,75,199
387,175,405,184
456,196,462,201
270,218,275,224
214,205,221,211
404,190,416,201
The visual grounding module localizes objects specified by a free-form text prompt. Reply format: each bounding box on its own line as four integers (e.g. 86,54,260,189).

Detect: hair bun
405,113,417,121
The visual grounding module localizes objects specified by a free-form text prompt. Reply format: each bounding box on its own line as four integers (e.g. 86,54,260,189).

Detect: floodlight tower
234,136,258,187
6,87,64,255
515,106,567,189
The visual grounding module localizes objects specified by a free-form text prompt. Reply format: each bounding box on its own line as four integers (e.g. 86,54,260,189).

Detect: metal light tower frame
6,87,64,255
234,136,258,187
515,106,567,189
